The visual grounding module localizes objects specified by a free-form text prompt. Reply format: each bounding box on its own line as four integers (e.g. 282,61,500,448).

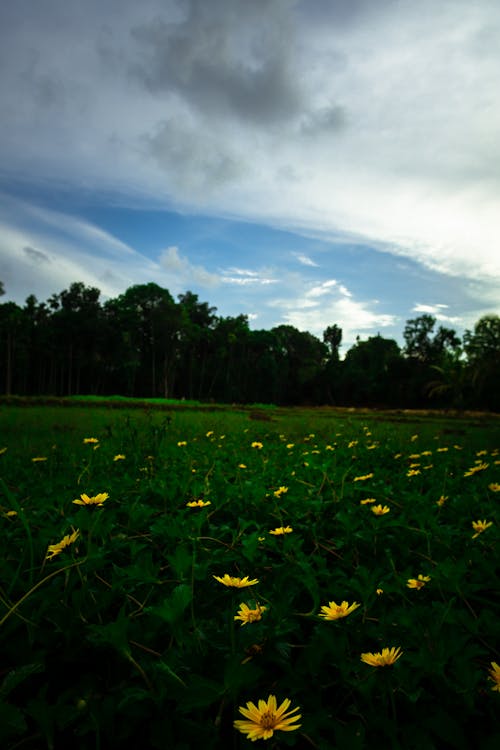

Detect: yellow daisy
46,529,80,560
234,602,267,626
361,646,403,667
471,519,493,538
488,662,500,692
186,499,211,508
371,504,390,515
213,574,259,588
234,695,301,741
353,473,374,482
319,600,360,621
407,574,431,590
269,526,293,535
73,492,109,507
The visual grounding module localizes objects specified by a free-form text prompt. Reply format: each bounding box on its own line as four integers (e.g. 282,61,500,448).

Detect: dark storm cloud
130,0,305,124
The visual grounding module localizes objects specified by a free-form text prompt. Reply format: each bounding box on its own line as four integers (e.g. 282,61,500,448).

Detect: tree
109,283,182,397
403,315,460,363
177,292,217,399
463,314,500,410
341,335,402,405
49,282,104,394
323,324,342,360
271,325,327,404
0,301,24,395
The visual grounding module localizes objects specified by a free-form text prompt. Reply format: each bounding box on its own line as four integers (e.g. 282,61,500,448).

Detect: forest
0,280,498,410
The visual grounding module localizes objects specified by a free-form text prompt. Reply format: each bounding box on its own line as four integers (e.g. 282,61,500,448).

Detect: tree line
0,280,498,410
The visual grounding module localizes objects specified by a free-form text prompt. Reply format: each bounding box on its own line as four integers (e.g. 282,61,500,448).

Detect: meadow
0,401,498,749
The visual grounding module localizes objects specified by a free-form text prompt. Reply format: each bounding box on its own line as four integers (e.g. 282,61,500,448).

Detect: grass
0,401,498,749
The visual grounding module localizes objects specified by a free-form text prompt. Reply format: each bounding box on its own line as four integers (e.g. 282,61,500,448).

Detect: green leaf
147,584,192,625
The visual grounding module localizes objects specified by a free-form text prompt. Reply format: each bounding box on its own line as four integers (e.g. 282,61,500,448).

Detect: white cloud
293,252,319,267
411,303,462,324
1,0,500,330
268,277,395,347
220,266,277,285
159,245,220,288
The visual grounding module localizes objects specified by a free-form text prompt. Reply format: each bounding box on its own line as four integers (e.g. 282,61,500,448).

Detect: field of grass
0,402,499,749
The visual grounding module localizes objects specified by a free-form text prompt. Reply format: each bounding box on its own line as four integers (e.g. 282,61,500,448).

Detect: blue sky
1,0,499,352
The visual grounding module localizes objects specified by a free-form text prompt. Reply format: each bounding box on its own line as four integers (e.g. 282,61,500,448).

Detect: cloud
220,267,278,285
293,253,319,267
0,0,499,320
268,277,395,347
159,245,220,287
130,0,302,125
0,197,164,302
412,303,461,324
23,246,51,264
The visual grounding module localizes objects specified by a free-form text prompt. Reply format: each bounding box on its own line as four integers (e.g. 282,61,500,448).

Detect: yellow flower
113,454,126,461
234,602,267,626
177,441,187,447
476,450,488,456
273,486,288,498
319,600,360,620
472,519,493,538
410,434,418,441
251,441,263,449
353,473,374,482
0,447,7,455
436,447,448,453
360,497,376,505
376,588,384,595
348,440,358,448
371,504,390,515
238,463,247,469
488,662,500,692
31,457,47,462
407,469,420,477
286,443,295,449
361,646,403,667
73,492,109,507
186,499,211,508
488,483,500,492
269,526,293,535
436,495,448,507
464,462,488,477
325,444,334,450
46,529,80,560
206,431,214,437
234,694,301,741
83,438,99,444
407,574,431,589
213,574,259,588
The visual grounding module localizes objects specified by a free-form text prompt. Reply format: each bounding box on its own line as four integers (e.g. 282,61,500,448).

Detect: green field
0,402,499,748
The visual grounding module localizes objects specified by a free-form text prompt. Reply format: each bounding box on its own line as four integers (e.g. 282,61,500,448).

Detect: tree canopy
0,280,498,409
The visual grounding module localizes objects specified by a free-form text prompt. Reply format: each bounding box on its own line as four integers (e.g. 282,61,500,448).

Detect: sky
1,0,499,352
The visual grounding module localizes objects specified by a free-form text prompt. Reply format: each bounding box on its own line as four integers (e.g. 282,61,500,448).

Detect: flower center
260,711,276,730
